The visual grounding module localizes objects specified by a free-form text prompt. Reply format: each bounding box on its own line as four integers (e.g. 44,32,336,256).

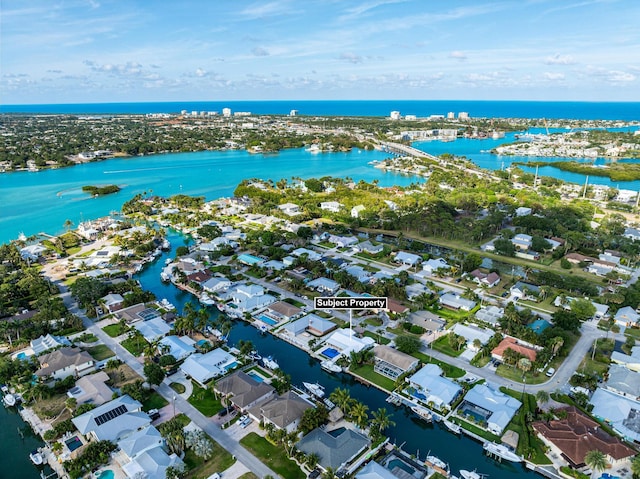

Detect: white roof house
475,306,504,326
515,207,532,216
512,233,533,250
591,387,640,442
451,323,494,350
605,364,640,399
328,235,359,248
614,306,640,327
72,395,151,442
611,346,640,372
462,383,521,435
159,336,196,361
180,348,237,385
344,265,372,283
405,283,432,301
324,329,375,356
307,277,340,294
20,244,47,261
422,258,450,275
102,293,125,312
439,293,476,311
624,228,640,241
351,205,366,218
278,203,301,216
133,317,171,343
407,364,462,410
320,201,343,213
30,334,71,355
354,241,384,255
202,276,232,293
394,251,422,266
291,248,322,261
121,440,185,479
356,461,399,479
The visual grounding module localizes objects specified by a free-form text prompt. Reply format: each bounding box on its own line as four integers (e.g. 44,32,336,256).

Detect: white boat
306,144,321,154
29,450,43,465
248,351,262,361
426,455,448,473
320,360,341,373
483,442,523,463
460,469,487,479
303,382,325,398
199,293,216,306
164,258,173,266
443,419,461,434
161,239,171,250
323,397,335,409
411,405,432,422
263,356,279,370
159,298,176,311
3,393,16,407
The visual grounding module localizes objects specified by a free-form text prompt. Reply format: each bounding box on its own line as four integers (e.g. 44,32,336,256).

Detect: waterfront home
393,251,422,267
214,370,275,412
460,383,521,435
511,233,532,250
278,202,301,216
118,425,185,479
407,364,462,410
354,241,384,255
590,387,640,442
31,333,71,355
283,313,337,337
475,306,504,326
35,347,95,381
532,406,636,469
491,337,538,363
422,257,451,276
614,306,640,327
229,284,276,313
159,335,196,361
175,258,205,273
72,395,151,442
320,201,344,213
296,426,370,472
186,270,213,285
101,293,125,313
19,244,47,262
202,276,232,293
604,364,640,400
133,317,171,343
356,461,399,479
307,277,341,295
266,301,302,321
439,293,476,311
372,344,419,380
180,348,237,386
115,303,161,324
67,371,112,406
249,391,313,433
611,346,640,372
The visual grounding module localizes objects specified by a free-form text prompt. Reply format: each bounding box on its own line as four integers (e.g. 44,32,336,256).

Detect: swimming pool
259,315,279,326
225,361,238,371
197,339,211,348
387,458,416,475
238,254,263,265
65,436,83,452
321,347,340,359
97,470,114,479
528,319,551,334
247,371,264,382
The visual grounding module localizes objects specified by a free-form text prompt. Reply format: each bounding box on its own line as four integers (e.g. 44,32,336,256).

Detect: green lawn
363,317,384,327
170,382,186,394
453,416,501,443
187,381,223,417
411,352,465,378
350,364,396,391
495,364,548,385
183,438,235,479
102,323,129,337
85,344,115,361
431,335,465,357
120,333,146,356
174,413,192,427
624,327,640,339
240,432,305,479
283,297,305,308
75,333,98,343
237,473,259,479
142,392,169,412
362,331,391,345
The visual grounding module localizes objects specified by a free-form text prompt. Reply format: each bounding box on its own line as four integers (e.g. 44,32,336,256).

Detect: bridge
379,141,439,161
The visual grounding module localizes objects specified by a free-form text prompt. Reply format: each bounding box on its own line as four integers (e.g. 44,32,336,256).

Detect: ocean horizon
2,99,640,121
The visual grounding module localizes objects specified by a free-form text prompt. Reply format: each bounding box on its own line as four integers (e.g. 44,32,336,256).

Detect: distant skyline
2,0,639,104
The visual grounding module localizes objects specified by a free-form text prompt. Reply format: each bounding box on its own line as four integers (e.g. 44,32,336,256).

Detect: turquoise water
97,470,114,479
247,371,264,383
0,147,419,244
387,458,417,475
258,315,279,326
238,254,264,265
528,319,551,335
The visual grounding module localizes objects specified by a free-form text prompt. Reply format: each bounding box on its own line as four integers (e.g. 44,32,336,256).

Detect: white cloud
449,50,467,61
195,68,208,77
544,53,576,65
83,60,144,76
543,72,565,80
607,70,636,82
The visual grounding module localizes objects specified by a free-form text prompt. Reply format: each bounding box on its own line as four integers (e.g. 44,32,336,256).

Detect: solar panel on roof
94,404,128,426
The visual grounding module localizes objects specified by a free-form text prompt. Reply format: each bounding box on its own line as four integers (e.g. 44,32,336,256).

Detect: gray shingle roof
296,427,370,470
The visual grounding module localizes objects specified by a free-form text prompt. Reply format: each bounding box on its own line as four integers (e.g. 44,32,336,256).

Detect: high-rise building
390,111,401,120
222,108,232,117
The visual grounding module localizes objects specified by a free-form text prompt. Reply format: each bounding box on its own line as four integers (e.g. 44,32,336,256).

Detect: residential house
475,306,504,326
533,406,636,468
387,298,409,315
323,329,375,356
20,244,47,262
355,241,384,255
624,227,640,241
356,461,399,479
67,371,113,406
611,346,640,372
439,293,476,311
36,347,95,381
320,201,344,213
407,364,462,410
283,314,337,337
202,276,232,293
72,395,151,442
134,317,171,343
186,270,213,285
307,277,341,295
249,391,313,433
328,235,359,248
394,251,422,267
262,259,285,271
278,203,301,216
30,334,71,355
159,336,196,361
296,427,370,472
468,269,501,288
511,233,533,250
491,337,538,363
344,265,372,283
509,282,540,300
591,387,640,442
351,205,366,218
515,207,532,217
102,293,125,313
115,303,161,324
230,284,276,313
214,371,276,412
604,364,640,400
291,248,322,261
118,426,185,479
405,283,431,301
460,383,521,435
180,348,237,386
422,258,451,276
266,301,302,321
451,323,493,351
614,306,640,327
372,345,419,380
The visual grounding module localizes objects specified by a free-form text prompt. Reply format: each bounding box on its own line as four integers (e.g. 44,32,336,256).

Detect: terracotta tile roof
491,337,537,362
532,406,636,467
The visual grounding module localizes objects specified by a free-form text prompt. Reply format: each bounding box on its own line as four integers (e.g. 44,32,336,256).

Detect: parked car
147,409,160,420
240,417,252,428
546,367,556,378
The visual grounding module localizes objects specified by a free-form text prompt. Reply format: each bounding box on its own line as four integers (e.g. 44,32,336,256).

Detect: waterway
134,229,537,479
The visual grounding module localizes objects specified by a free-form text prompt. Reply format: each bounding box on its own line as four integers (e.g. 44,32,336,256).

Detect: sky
1,0,639,104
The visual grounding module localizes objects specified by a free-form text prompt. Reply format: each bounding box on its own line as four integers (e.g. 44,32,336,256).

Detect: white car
546,367,556,377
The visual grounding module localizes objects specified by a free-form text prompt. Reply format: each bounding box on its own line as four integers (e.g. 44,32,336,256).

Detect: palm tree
63,219,74,232
329,388,353,414
350,401,369,429
535,390,550,407
371,408,395,437
630,454,640,478
550,336,564,357
306,452,320,470
584,450,608,473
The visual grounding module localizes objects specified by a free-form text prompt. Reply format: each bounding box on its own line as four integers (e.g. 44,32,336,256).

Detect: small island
82,184,121,196
512,161,640,182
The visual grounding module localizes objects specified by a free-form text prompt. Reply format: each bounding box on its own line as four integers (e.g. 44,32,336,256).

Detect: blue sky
2,0,639,103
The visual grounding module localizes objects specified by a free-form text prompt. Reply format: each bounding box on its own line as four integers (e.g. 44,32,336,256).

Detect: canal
135,229,538,479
